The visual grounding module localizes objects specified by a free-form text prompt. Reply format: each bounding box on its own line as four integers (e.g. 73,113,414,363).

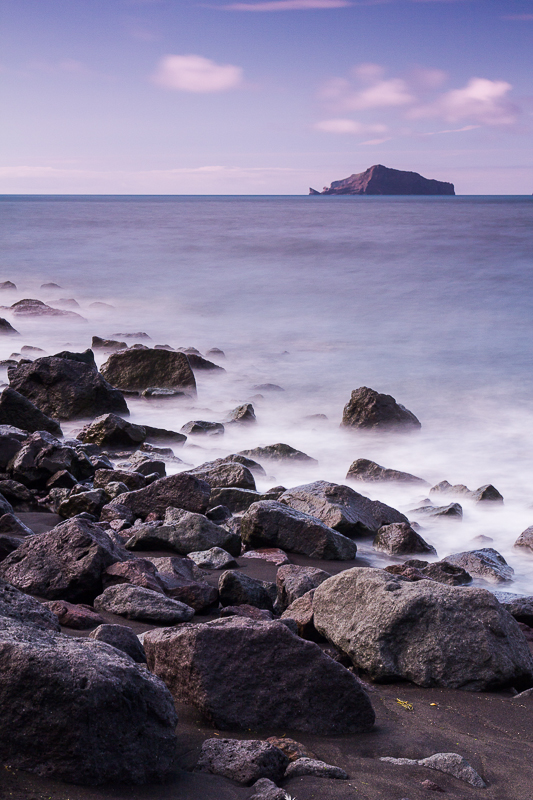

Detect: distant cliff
309,164,455,196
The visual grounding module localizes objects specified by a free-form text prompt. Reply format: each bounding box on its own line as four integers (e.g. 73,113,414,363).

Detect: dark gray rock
11,298,84,319
0,534,19,561
0,492,13,516
411,502,463,520
196,738,288,785
128,451,166,478
9,431,96,487
102,558,167,594
188,459,256,491
107,472,211,520
94,583,195,624
0,387,62,435
58,489,107,519
180,420,224,436
188,547,237,569
125,511,240,556
0,517,123,602
53,348,96,366
91,336,127,350
220,604,274,622
225,403,256,425
341,386,421,430
77,414,146,447
0,281,17,290
276,564,330,611
430,480,503,504
186,353,224,372
0,577,60,631
218,570,274,611
514,526,533,553
9,356,128,420
0,317,19,334
279,480,407,537
239,443,317,464
0,512,34,537
445,548,514,584
493,592,533,627
346,458,427,485
0,424,27,469
89,623,147,663
387,559,472,586
380,752,485,788
241,499,357,560
101,348,196,394
281,590,321,641
159,575,219,613
284,757,348,779
249,778,287,800
0,617,177,784
209,487,263,513
373,522,437,556
314,165,455,196
220,453,266,476
144,616,375,734
313,567,533,690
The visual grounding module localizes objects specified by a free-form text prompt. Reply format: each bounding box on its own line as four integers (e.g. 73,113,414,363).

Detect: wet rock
0,386,62,434
0,616,177,784
102,559,166,594
284,757,348,779
0,577,60,631
128,451,166,478
0,517,123,602
46,469,79,490
0,512,34,537
411,503,463,520
144,616,376,734
42,600,105,629
9,356,128,420
91,336,127,350
276,564,330,611
0,534,19,561
341,386,421,430
0,492,13,517
281,590,321,641
9,431,96,488
188,547,237,569
180,420,224,436
11,298,84,319
89,623,147,663
445,547,513,584
374,522,437,556
0,317,19,335
346,458,428,485
514,525,533,553
107,472,211,519
125,511,240,556
101,348,196,394
492,592,533,627
239,443,317,464
385,559,472,586
430,480,503,504
241,500,357,561
112,331,151,340
313,567,533,689
58,488,107,519
220,453,267,476
196,738,288,785
100,502,135,526
219,570,274,611
226,403,256,425
208,487,266,512
0,479,34,508
77,414,146,448
381,752,485,788
0,424,27,469
187,353,225,372
94,583,195,624
241,547,290,566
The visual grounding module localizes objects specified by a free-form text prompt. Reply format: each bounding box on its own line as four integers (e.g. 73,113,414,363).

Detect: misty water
1,194,533,594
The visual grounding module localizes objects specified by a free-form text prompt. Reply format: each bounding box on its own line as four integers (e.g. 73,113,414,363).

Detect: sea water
1,194,532,592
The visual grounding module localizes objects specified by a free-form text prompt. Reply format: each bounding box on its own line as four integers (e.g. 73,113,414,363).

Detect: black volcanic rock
310,164,455,196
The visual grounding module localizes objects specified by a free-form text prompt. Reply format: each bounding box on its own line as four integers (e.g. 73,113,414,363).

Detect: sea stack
310,164,455,196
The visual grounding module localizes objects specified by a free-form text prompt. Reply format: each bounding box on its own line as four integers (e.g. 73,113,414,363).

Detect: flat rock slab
380,752,486,787
108,472,211,519
196,739,289,785
94,583,195,624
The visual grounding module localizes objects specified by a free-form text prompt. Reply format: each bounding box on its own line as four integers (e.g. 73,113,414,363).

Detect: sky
0,0,532,194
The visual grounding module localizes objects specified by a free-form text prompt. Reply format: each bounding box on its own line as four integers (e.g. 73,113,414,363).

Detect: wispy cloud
221,0,352,9
152,55,243,92
314,64,522,143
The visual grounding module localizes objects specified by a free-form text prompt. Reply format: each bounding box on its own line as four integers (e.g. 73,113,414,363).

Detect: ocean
1,194,533,592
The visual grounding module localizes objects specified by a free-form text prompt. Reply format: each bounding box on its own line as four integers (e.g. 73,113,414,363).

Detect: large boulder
8,431,94,488
276,565,330,611
101,348,196,394
76,414,146,447
346,458,427,485
444,548,514,584
279,480,407,537
0,387,62,435
107,472,211,520
341,386,421,430
0,616,178,784
240,500,357,560
125,511,240,556
313,567,533,690
89,623,147,663
218,570,274,611
144,616,375,734
8,355,128,420
0,424,27,470
0,517,123,602
0,577,60,631
94,468,146,492
94,584,195,624
373,522,437,556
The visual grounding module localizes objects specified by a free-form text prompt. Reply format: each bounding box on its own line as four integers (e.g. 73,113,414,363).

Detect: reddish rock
43,600,105,629
241,548,290,566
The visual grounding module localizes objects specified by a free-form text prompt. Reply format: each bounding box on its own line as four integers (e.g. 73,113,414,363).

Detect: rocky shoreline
0,300,532,800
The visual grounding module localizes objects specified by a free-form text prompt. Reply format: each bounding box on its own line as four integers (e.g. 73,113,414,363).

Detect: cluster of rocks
0,361,532,794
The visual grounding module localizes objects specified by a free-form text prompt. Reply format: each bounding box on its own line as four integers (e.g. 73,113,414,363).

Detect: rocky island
310,164,455,196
